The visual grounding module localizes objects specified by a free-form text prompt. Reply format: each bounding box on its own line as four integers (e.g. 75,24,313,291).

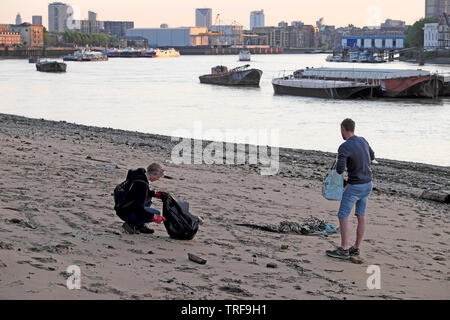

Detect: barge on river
36,61,67,72
291,67,443,99
272,77,379,99
199,65,263,86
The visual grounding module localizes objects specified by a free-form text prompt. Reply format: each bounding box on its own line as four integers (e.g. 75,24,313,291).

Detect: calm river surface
1,54,449,166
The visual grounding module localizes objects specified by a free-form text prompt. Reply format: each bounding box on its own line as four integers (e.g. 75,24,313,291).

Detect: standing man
326,119,375,259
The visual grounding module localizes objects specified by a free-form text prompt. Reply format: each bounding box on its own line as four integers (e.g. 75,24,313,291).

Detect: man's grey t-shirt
336,136,375,185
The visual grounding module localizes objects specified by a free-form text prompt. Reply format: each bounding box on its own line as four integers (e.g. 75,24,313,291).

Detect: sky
1,0,426,29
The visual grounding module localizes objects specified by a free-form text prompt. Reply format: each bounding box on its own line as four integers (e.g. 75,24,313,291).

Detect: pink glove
152,214,166,224
155,190,168,199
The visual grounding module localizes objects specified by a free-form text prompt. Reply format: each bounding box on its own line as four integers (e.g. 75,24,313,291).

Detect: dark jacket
337,136,375,185
117,168,156,219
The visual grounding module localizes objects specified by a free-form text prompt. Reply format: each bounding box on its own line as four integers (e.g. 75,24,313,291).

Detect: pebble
433,256,445,261
266,263,278,268
350,256,364,264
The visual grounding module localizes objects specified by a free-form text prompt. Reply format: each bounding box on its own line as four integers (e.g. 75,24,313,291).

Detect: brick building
252,26,289,47
0,32,21,46
8,23,44,47
438,13,450,48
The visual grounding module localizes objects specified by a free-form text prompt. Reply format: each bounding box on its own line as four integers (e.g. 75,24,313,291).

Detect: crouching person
114,163,168,234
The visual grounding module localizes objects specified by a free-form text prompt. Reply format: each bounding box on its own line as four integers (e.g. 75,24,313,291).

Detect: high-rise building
103,21,134,38
32,15,43,25
426,0,449,19
210,24,243,46
48,2,69,32
250,10,264,30
15,13,22,25
316,17,325,31
78,19,100,34
291,21,304,29
88,11,97,22
195,8,212,30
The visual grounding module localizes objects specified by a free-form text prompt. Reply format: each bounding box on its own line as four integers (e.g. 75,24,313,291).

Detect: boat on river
36,61,67,72
239,50,251,61
199,65,263,86
272,77,379,99
292,67,443,98
63,49,108,61
155,48,180,58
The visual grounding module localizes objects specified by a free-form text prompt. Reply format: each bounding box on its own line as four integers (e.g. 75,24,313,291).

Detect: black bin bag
161,193,199,240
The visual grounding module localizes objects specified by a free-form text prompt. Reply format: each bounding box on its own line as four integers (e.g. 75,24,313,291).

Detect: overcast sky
1,0,425,29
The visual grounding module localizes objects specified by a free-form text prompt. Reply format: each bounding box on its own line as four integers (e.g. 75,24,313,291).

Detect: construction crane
214,13,220,26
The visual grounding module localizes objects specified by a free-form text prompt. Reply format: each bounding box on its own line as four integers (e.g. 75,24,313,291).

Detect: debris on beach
188,253,207,265
433,255,445,261
420,190,450,204
236,216,339,236
349,256,364,264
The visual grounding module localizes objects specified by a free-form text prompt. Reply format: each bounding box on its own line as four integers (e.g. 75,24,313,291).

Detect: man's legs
338,217,350,250
353,215,365,249
326,185,356,259
353,183,372,249
123,207,161,234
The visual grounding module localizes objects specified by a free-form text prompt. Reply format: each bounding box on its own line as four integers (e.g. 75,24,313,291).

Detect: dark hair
341,118,355,132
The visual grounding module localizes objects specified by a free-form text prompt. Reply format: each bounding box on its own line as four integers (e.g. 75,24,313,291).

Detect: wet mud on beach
0,113,448,299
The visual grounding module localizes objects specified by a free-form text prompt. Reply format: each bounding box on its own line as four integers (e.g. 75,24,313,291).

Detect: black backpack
161,193,199,240
113,179,148,212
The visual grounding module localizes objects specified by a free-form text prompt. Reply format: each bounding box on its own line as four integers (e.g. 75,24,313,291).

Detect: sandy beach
0,113,448,300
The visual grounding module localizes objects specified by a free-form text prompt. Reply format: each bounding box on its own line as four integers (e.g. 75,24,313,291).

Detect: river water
1,54,449,166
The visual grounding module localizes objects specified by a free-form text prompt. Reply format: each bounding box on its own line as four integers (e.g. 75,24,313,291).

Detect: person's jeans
126,200,161,226
338,182,373,218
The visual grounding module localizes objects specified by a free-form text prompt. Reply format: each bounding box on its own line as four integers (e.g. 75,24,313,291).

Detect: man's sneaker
122,222,139,234
136,224,154,234
349,246,360,256
326,247,350,260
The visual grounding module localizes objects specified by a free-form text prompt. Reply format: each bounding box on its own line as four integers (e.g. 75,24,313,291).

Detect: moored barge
272,77,379,99
36,61,67,72
294,67,443,98
199,65,263,86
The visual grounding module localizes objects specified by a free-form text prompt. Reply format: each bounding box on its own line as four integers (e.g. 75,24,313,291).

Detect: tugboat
239,50,251,61
199,65,263,86
36,60,67,72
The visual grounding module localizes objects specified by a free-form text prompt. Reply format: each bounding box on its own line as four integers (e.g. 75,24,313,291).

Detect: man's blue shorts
338,181,373,218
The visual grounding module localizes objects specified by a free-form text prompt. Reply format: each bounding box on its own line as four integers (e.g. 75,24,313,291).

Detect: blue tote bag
322,157,344,201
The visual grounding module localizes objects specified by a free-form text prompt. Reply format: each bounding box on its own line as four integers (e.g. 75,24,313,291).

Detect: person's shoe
349,246,360,256
136,224,154,234
122,222,139,234
326,247,350,260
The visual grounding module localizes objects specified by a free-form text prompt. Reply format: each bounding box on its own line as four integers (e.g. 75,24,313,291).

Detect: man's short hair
341,118,355,132
147,163,163,174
